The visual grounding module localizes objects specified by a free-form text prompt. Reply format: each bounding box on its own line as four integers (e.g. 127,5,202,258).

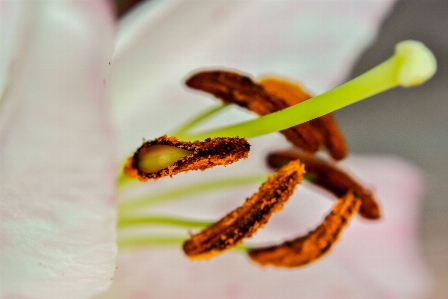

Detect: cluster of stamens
119,41,436,267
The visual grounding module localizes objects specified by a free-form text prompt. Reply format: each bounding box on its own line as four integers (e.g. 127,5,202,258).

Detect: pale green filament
118,235,188,249
138,145,192,173
118,235,250,252
177,40,436,141
172,104,229,136
118,215,213,228
117,175,267,251
117,171,135,189
119,174,266,212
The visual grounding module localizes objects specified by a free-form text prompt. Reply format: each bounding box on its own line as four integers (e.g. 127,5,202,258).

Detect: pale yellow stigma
394,40,437,87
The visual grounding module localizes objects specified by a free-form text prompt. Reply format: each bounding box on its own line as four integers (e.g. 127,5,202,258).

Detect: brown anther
309,114,347,160
186,70,347,159
186,71,322,154
260,78,348,160
267,150,380,219
124,135,250,182
183,160,305,259
248,192,361,267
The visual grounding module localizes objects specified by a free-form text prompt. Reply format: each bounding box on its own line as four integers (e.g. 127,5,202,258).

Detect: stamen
248,192,361,267
119,174,266,211
267,150,380,219
183,160,304,260
124,135,250,181
172,104,229,136
118,215,213,228
118,235,250,252
118,236,189,250
180,40,436,141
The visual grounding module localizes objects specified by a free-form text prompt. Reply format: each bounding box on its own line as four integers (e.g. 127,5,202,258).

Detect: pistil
178,40,436,141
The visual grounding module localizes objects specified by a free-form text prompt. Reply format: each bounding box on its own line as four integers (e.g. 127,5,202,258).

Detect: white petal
108,0,396,157
0,1,24,98
0,1,31,135
0,2,117,298
98,156,431,299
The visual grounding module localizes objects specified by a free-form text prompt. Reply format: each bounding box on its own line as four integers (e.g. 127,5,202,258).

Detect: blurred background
337,1,448,298
114,0,448,297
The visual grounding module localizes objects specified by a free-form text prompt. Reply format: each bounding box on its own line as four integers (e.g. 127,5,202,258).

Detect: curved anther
186,70,347,159
267,150,380,219
248,192,361,267
124,135,250,181
183,160,305,259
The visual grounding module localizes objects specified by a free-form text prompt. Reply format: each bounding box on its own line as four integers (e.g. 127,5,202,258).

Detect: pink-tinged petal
0,2,117,298
108,0,396,157
333,155,433,298
98,156,431,299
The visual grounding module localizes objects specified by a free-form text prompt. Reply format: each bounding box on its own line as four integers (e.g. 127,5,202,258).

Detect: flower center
116,40,436,266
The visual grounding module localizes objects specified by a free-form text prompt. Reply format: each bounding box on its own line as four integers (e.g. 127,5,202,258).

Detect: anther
248,192,361,267
186,71,347,159
267,150,380,219
124,135,250,181
183,160,305,259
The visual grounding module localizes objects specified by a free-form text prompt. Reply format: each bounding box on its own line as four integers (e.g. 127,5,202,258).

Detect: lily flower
0,1,434,298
